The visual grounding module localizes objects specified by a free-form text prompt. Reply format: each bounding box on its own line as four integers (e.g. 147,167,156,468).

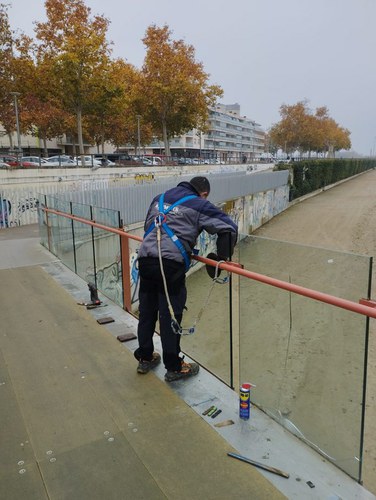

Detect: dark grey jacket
138,181,238,264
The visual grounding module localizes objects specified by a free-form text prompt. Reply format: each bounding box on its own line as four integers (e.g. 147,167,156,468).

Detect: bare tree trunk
43,135,48,157
77,108,85,158
162,120,170,157
7,133,13,150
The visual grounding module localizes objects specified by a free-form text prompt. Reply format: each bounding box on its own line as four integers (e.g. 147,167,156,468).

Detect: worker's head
190,176,210,199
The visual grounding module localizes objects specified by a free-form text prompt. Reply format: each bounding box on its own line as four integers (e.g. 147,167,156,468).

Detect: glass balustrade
237,235,372,481
91,206,123,307
38,206,372,482
183,263,232,385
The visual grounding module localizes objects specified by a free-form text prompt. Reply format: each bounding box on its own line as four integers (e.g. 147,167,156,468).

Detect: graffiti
0,196,40,228
134,173,155,183
130,250,140,303
0,198,11,228
95,260,123,306
18,197,39,214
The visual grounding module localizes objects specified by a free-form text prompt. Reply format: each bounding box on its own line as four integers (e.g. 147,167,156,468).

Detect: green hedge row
275,159,376,200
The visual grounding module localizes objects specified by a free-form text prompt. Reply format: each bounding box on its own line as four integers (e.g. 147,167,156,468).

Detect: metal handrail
43,207,376,320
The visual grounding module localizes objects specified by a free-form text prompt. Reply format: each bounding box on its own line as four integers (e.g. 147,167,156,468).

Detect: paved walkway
0,226,283,499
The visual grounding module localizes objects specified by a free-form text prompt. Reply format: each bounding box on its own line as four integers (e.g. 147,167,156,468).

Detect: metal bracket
359,298,376,308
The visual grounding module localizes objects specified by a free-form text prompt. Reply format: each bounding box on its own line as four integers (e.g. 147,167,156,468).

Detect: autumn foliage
268,100,351,157
1,2,350,157
0,1,223,155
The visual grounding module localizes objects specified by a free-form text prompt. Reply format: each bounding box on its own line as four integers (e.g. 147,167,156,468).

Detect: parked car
21,156,56,167
94,156,115,167
74,155,102,167
48,155,76,166
0,155,35,167
0,161,10,168
107,154,133,165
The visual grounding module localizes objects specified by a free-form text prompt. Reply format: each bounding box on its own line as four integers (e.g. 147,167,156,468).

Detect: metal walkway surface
1,224,375,500
0,227,283,499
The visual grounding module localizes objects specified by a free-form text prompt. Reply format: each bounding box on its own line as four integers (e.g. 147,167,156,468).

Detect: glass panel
44,195,60,256
238,235,371,481
55,199,75,272
128,238,142,314
37,194,48,248
184,262,231,385
91,206,123,307
71,202,95,284
128,228,231,384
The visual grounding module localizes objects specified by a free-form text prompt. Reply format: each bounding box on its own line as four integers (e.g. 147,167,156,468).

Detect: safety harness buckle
154,213,166,227
171,318,195,336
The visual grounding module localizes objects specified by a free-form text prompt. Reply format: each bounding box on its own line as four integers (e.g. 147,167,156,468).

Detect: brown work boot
164,361,200,382
137,352,161,374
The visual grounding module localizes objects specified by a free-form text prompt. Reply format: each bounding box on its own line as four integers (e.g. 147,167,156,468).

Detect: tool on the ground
227,452,290,479
202,405,216,416
88,282,101,304
207,406,217,417
86,303,107,309
211,409,222,419
77,283,103,308
117,333,137,342
214,419,235,428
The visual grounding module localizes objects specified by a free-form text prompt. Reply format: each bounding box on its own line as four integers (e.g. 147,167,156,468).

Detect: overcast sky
7,0,376,155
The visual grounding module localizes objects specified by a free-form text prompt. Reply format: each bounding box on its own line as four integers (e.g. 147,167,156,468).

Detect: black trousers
134,257,187,372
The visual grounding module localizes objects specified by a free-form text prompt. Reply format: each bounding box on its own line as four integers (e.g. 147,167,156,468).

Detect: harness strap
144,192,197,270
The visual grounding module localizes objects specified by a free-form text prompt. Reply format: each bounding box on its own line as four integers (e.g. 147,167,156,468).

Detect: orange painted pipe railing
44,207,376,320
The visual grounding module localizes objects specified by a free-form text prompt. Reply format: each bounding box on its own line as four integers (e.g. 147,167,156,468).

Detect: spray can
239,383,253,420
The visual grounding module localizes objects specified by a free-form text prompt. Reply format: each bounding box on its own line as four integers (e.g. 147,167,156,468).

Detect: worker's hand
205,252,222,279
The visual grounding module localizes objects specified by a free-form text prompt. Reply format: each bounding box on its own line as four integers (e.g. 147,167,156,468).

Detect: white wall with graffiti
0,179,114,228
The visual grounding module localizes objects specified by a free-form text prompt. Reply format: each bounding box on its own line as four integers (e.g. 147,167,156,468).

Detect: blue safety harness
144,192,197,270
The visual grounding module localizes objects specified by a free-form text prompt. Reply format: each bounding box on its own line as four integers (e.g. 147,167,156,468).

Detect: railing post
70,201,77,274
120,233,132,312
45,197,52,252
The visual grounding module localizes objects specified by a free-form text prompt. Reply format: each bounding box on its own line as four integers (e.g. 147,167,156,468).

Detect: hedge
275,159,376,200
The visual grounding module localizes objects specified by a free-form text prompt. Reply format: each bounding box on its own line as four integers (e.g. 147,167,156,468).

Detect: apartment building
1,103,265,160
154,103,265,161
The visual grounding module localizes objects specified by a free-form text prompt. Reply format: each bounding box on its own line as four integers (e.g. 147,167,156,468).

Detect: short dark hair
190,176,210,195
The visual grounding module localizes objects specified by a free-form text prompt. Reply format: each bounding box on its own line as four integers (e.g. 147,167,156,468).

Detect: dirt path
253,169,376,493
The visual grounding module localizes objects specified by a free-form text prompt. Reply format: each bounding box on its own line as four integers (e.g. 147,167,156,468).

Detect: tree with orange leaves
269,100,351,157
139,24,223,156
34,0,113,157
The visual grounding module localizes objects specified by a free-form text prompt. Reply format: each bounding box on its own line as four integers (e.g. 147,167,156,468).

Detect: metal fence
59,170,289,226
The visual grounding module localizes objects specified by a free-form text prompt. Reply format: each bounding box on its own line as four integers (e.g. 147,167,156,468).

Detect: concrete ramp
0,266,284,499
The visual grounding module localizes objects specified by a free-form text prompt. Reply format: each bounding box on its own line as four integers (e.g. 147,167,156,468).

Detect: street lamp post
10,92,21,153
136,115,141,157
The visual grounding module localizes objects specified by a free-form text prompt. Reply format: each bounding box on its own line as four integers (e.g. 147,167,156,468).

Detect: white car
48,155,76,166
74,156,102,167
21,156,56,167
94,157,115,167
